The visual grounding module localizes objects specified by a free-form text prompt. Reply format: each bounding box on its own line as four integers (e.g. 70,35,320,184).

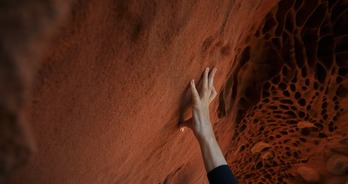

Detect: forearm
187,68,237,183
197,124,228,173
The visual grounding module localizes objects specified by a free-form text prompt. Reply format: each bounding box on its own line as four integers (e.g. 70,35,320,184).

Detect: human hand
180,68,230,173
188,67,217,140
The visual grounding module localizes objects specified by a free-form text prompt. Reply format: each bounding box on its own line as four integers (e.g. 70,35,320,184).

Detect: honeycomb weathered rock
221,0,348,183
1,0,347,183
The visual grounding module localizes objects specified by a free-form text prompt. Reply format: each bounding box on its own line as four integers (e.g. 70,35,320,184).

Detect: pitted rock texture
223,0,348,183
1,0,347,184
6,0,278,183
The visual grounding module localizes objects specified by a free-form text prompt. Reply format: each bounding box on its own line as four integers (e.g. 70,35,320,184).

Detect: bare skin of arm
187,67,228,173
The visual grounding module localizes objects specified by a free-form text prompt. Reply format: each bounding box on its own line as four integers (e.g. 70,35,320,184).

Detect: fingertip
212,68,217,76
190,80,196,89
191,79,195,85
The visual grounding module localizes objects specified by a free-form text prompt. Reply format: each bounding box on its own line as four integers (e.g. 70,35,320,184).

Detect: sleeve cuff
207,165,238,184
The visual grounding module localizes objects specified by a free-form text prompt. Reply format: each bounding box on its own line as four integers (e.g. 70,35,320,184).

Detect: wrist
196,131,216,144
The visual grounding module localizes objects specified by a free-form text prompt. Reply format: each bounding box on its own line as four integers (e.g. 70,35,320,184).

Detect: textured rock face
224,0,348,183
0,0,68,182
1,0,347,183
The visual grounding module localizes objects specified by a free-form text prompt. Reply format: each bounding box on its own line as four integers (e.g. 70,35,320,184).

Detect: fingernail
206,67,209,71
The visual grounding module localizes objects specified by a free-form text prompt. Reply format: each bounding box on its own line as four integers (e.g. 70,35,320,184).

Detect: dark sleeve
207,165,238,184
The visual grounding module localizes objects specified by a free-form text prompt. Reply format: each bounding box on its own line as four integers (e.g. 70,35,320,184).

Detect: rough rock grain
327,154,348,176
297,166,320,183
1,0,347,183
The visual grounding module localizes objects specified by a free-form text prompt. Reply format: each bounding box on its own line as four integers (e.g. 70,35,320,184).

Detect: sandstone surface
0,0,347,183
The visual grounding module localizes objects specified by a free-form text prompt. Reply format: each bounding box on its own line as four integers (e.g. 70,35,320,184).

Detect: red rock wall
223,0,348,183
0,0,68,182
2,0,347,184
